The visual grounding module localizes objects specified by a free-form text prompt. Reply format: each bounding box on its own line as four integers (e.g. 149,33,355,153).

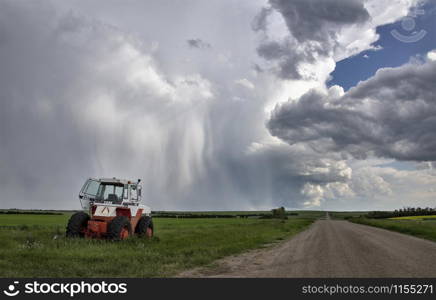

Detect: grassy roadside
390,215,436,220
348,217,436,243
0,212,321,277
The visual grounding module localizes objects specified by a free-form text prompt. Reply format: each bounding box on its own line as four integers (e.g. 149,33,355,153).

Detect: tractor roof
92,177,139,185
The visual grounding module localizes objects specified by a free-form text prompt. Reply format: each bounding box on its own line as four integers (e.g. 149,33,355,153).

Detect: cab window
84,180,99,197
96,183,124,203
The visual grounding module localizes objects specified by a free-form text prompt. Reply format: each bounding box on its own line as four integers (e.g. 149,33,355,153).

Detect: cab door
79,178,100,210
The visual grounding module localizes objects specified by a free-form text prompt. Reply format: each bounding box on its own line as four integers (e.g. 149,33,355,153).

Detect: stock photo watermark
391,7,427,43
2,281,127,298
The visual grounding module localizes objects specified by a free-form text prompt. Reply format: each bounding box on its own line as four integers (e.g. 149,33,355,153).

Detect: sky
330,0,436,90
0,0,435,211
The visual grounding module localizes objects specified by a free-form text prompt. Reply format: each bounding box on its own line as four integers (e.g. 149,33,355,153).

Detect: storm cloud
270,0,370,44
0,2,216,209
253,0,370,79
0,0,333,210
268,58,436,162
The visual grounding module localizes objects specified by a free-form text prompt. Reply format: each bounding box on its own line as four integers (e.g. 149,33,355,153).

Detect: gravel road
179,215,436,277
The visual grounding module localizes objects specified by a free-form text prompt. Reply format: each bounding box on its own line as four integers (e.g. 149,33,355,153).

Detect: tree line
367,207,436,219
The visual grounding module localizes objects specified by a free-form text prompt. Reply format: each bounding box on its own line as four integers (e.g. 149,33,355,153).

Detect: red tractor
66,177,153,240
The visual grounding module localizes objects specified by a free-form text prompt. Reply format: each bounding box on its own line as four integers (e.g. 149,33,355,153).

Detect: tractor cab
79,178,142,209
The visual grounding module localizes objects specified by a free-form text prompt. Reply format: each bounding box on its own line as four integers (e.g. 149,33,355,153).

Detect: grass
349,217,436,243
0,211,322,277
330,212,436,243
0,214,68,227
390,215,436,220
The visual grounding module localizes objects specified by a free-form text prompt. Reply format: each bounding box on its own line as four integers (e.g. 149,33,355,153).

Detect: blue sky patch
329,2,436,91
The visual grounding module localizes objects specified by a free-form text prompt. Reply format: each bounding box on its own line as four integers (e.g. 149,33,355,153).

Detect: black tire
66,212,90,238
107,216,132,240
135,216,153,237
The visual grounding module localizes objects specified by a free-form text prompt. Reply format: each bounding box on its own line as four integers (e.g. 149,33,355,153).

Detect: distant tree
271,207,287,219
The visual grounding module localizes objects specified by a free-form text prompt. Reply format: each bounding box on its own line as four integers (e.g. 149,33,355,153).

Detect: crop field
0,211,323,277
349,217,436,243
390,215,436,220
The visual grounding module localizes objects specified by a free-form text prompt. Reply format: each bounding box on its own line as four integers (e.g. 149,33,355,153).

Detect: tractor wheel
135,216,154,238
107,216,132,240
66,212,90,238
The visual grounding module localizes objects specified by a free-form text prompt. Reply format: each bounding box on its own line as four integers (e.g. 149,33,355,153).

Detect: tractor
66,177,153,240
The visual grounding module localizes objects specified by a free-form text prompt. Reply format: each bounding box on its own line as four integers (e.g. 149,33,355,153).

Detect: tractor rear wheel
135,216,154,238
66,212,90,238
107,216,132,240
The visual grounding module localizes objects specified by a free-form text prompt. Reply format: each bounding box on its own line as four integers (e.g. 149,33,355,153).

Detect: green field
0,211,322,277
349,217,436,243
390,215,436,220
0,214,68,227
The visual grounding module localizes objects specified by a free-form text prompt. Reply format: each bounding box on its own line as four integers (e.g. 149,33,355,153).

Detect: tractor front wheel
66,212,90,238
107,216,132,240
135,216,154,238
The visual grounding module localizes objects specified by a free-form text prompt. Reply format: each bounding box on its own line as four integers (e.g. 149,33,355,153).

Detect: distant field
329,211,368,220
349,217,436,243
151,210,320,218
390,215,436,220
0,211,323,277
0,214,68,227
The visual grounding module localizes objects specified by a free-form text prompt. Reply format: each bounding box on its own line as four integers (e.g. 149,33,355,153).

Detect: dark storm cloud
0,2,189,209
186,38,211,49
269,0,370,44
268,59,436,162
237,142,351,207
256,39,317,80
253,0,370,79
0,3,97,205
1,1,335,210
